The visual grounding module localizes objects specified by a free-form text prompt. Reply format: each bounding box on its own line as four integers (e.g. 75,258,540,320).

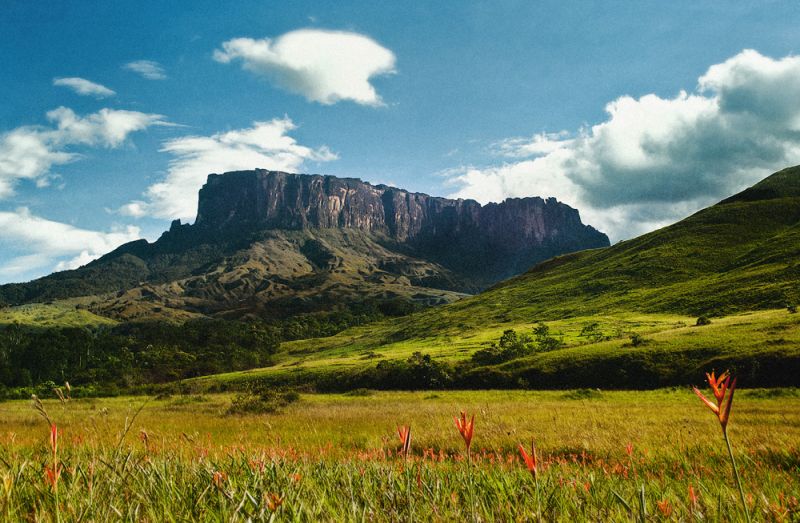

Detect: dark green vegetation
0,302,415,398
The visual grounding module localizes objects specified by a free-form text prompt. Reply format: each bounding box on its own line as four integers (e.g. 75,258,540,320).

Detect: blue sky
1,1,800,283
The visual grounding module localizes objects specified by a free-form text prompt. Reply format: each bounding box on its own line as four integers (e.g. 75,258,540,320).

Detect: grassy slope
192,166,800,388
0,299,116,328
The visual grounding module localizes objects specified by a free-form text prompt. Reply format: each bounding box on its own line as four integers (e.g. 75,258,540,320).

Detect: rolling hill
190,165,800,390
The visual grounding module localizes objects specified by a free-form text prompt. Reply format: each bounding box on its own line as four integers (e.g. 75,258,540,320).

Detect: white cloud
121,117,337,221
123,60,167,80
446,50,800,241
0,107,167,197
0,207,141,280
53,77,116,98
214,29,396,106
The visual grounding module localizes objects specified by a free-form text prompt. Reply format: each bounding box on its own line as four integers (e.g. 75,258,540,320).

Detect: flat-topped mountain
0,170,609,321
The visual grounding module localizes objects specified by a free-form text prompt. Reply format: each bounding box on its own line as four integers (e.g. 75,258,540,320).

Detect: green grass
190,308,800,390
0,390,797,520
0,300,116,328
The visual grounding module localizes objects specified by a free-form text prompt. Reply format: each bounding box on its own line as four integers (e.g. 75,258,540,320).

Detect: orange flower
43,465,61,490
397,425,412,458
656,499,672,517
518,440,538,478
693,370,737,430
212,471,227,489
454,411,474,455
44,423,62,490
688,485,699,506
49,424,58,459
266,492,284,512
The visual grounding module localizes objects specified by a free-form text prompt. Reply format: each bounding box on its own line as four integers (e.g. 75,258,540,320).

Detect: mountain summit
0,170,608,321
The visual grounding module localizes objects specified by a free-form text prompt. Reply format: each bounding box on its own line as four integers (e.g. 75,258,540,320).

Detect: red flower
397,425,412,459
454,412,475,454
693,370,737,430
518,440,538,478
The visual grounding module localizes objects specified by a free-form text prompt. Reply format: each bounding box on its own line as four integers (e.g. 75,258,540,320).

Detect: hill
189,166,800,390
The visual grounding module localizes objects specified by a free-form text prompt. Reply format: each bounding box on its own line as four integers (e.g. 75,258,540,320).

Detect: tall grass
0,389,798,521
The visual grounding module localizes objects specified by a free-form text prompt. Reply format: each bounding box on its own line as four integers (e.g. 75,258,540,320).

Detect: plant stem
723,428,750,523
534,474,542,523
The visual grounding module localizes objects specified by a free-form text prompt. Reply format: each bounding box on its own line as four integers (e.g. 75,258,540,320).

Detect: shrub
533,323,564,352
788,304,797,314
696,316,712,326
227,385,300,415
629,333,646,347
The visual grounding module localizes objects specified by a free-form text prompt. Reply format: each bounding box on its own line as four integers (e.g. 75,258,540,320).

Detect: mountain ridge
0,170,609,321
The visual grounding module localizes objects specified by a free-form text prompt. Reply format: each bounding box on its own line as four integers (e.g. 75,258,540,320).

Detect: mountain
0,170,608,322
192,165,800,391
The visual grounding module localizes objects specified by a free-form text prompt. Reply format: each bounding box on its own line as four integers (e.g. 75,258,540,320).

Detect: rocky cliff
192,170,605,247
0,169,609,319
181,170,609,282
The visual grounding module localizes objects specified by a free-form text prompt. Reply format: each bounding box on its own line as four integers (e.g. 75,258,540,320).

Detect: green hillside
188,166,800,390
323,165,800,341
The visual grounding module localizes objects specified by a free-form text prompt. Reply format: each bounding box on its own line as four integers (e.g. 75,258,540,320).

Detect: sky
1,1,800,283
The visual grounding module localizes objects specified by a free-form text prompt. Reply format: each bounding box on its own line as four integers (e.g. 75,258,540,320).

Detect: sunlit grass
1,389,798,520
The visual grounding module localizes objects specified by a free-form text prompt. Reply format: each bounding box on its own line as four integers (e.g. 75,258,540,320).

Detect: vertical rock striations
190,170,609,284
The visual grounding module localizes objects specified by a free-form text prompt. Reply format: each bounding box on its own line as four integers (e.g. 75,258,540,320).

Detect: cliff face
0,169,610,315
190,170,609,263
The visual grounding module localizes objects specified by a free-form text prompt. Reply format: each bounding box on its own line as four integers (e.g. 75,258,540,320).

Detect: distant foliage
227,383,300,415
470,324,564,366
369,352,451,389
788,304,797,314
695,316,712,326
471,329,534,365
533,323,564,352
579,322,608,343
629,333,647,347
0,319,281,394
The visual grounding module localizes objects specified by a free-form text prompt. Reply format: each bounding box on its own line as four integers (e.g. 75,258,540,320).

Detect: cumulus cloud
0,207,141,280
0,107,167,197
53,77,116,98
446,50,800,241
121,117,337,221
214,29,396,106
123,60,167,80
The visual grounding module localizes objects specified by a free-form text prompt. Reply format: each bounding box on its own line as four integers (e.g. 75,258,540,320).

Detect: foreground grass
1,390,798,520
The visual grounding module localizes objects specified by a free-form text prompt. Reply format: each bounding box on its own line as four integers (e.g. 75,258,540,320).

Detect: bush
227,385,300,415
696,316,712,326
788,304,797,314
533,323,564,352
629,333,647,347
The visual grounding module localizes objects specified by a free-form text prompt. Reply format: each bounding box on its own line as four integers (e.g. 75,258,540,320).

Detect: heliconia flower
212,471,227,489
518,440,538,478
454,412,475,453
397,425,412,458
266,492,284,512
688,485,699,506
44,465,61,490
693,370,737,430
49,424,58,459
656,499,673,517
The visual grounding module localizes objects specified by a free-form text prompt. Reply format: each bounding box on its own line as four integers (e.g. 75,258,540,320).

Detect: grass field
190,308,800,390
1,389,798,520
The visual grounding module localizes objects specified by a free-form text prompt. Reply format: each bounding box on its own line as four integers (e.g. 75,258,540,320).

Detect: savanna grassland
1,389,798,521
